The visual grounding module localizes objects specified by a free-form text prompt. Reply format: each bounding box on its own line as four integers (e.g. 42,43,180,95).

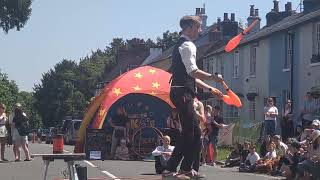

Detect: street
0,142,284,180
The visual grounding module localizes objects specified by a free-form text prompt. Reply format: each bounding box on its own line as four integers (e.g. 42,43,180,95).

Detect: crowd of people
0,103,32,162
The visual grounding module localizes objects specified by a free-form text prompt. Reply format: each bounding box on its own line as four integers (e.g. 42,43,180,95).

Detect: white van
61,119,82,145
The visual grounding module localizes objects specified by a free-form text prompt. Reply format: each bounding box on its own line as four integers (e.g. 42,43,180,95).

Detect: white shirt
152,145,175,161
179,34,198,75
264,106,278,121
245,152,260,165
276,142,288,157
265,150,277,159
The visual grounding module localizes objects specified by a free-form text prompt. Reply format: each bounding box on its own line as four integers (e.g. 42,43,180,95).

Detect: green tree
156,31,179,50
0,0,32,33
0,70,19,112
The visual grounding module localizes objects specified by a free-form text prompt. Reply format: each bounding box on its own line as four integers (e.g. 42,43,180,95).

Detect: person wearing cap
296,130,320,179
8,103,24,160
152,136,175,174
114,138,129,161
165,15,224,179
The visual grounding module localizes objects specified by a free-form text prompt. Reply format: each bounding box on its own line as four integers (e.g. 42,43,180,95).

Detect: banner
218,123,235,146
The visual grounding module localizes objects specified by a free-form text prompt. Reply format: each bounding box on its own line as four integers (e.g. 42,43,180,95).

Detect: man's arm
195,79,223,98
191,69,223,83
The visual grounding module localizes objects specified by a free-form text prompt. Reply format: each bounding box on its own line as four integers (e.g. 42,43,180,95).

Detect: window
285,34,293,69
227,106,239,118
250,45,257,76
233,50,240,77
312,22,320,63
249,100,256,122
208,58,214,74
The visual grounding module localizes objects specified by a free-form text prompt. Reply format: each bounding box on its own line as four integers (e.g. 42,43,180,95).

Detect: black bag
114,129,124,138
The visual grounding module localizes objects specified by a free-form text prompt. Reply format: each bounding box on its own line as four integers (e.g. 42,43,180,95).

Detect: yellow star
150,91,157,96
113,88,122,96
133,85,142,91
149,69,156,74
99,109,105,117
152,82,160,89
134,72,143,79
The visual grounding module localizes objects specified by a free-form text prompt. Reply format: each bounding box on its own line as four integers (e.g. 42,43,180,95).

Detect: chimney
254,9,259,17
247,5,260,32
250,5,255,16
273,0,279,12
196,8,201,15
231,13,235,21
196,6,207,30
217,17,221,31
223,13,229,21
285,2,292,12
201,8,205,14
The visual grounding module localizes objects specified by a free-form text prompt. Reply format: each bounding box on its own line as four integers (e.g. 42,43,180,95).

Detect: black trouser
281,119,294,143
155,156,166,174
166,88,201,172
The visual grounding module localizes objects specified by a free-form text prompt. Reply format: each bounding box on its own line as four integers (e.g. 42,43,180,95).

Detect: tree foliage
156,30,180,50
0,0,32,33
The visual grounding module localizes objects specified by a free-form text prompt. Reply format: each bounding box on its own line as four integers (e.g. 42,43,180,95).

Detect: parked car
61,119,82,145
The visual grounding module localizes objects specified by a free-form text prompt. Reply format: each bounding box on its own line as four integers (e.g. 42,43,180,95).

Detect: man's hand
210,88,224,99
212,73,223,83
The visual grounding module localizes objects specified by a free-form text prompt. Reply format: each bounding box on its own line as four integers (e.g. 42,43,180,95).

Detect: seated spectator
272,140,302,178
240,141,250,163
224,143,243,167
239,144,260,173
152,136,174,174
260,135,271,157
296,130,320,179
114,139,129,160
255,142,277,174
273,135,288,158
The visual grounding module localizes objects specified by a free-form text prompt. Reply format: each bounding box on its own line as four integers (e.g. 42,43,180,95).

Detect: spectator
273,140,302,177
206,105,226,166
255,142,277,174
281,100,294,143
152,136,175,174
12,105,32,161
114,139,129,161
272,135,288,158
296,130,320,179
240,141,251,163
224,143,243,167
239,145,260,173
166,109,181,131
260,135,271,157
300,92,317,128
0,103,8,161
109,106,130,159
263,97,278,137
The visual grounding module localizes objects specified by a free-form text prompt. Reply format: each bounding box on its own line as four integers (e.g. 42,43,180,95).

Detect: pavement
0,142,285,180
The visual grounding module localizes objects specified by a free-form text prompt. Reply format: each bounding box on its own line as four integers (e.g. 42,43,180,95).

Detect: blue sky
0,0,301,91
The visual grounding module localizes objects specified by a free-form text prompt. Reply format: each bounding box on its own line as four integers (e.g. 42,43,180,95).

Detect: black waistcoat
170,37,196,95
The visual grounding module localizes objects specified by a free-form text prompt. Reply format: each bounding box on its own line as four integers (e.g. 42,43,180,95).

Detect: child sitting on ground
239,144,260,173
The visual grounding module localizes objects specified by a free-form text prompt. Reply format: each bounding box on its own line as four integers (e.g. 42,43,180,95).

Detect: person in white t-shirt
264,97,278,137
152,136,175,174
239,144,260,173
